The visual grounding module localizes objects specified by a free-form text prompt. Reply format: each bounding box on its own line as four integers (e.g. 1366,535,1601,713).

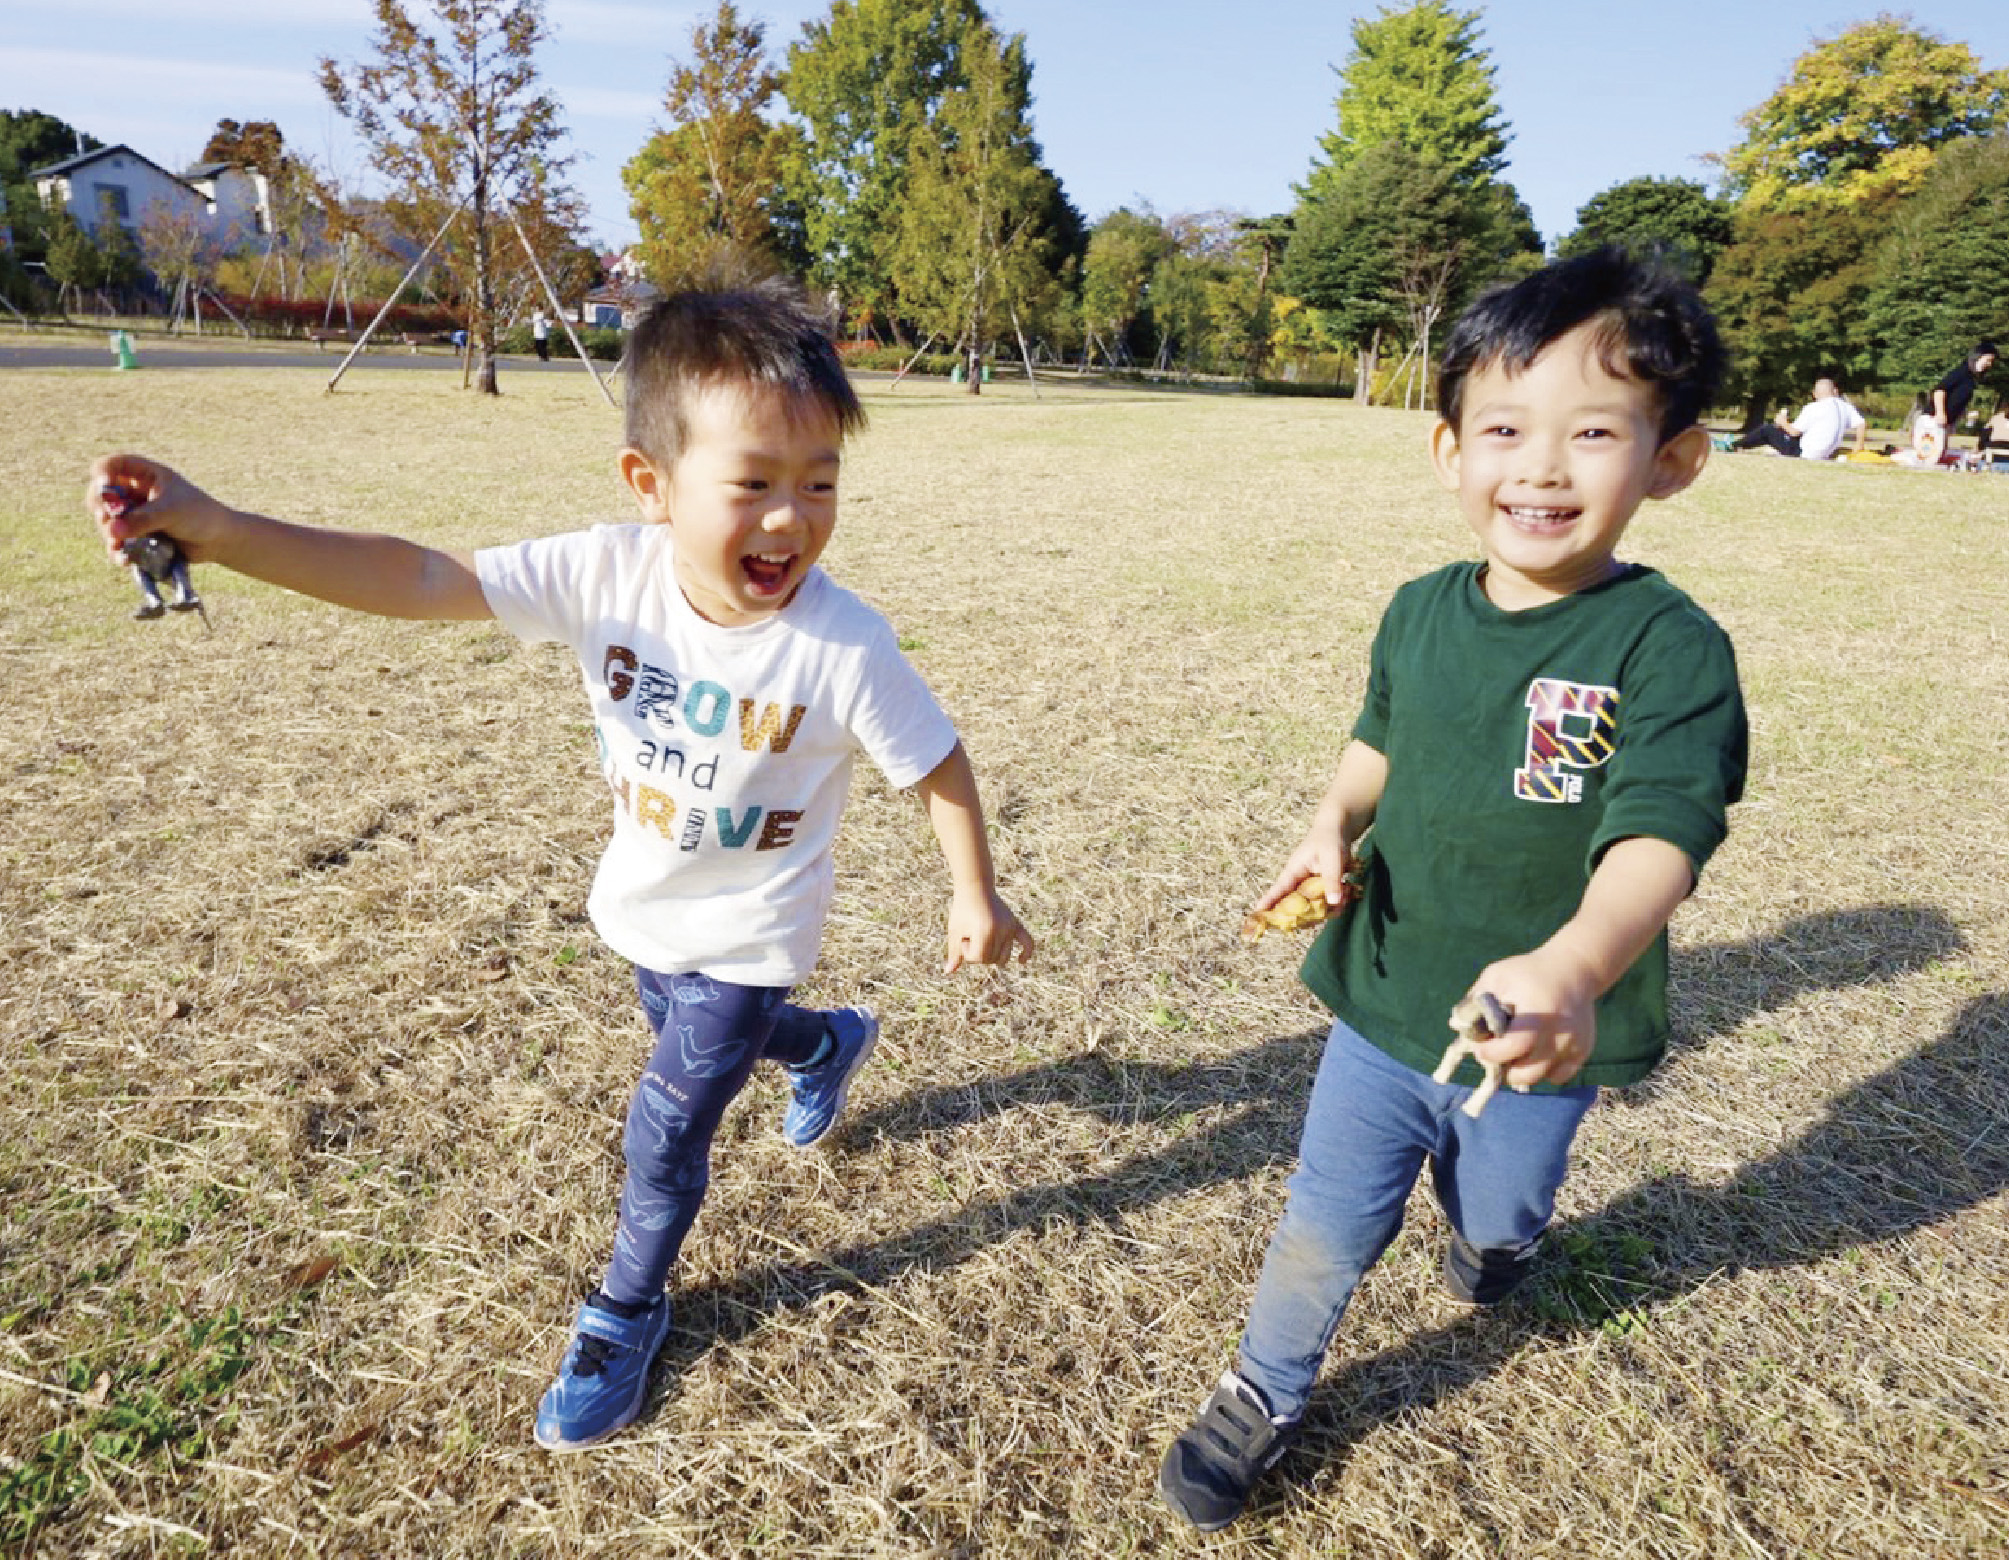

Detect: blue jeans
598,968,830,1308
1237,1018,1596,1420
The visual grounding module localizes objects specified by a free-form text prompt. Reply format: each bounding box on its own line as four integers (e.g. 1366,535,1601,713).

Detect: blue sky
5,1,2004,252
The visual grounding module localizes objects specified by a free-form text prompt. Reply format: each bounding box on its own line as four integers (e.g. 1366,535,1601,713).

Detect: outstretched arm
914,741,1035,973
1463,835,1694,1089
87,454,492,621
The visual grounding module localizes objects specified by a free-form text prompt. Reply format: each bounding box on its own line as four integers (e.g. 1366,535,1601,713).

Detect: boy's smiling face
1431,322,1708,610
620,381,842,626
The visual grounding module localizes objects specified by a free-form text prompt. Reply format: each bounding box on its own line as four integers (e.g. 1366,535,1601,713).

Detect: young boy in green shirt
1160,248,1749,1530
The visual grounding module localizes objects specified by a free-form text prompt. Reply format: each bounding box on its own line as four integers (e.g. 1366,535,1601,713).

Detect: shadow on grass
659,904,1976,1426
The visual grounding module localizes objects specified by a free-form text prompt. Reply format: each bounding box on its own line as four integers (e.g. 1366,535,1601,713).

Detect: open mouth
1503,505,1579,535
741,552,793,593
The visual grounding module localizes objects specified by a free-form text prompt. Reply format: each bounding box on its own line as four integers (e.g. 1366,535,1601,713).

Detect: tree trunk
473,186,499,395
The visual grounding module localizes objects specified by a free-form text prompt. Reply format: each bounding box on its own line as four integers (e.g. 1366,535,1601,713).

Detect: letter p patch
1514,677,1619,804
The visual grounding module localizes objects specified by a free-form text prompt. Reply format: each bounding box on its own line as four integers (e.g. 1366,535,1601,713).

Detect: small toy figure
102,484,207,627
1434,990,1513,1118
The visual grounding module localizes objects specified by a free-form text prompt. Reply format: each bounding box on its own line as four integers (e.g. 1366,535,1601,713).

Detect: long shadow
1271,988,2007,1517
658,904,1972,1392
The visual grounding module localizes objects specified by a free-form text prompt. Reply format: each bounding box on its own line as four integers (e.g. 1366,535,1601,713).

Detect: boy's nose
1517,440,1568,484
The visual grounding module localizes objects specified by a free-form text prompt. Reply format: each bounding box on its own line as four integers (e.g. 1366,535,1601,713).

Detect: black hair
1971,341,1999,365
622,274,865,467
1437,247,1727,443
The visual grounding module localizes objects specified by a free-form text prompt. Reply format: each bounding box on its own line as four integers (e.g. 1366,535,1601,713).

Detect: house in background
32,144,270,247
181,162,274,241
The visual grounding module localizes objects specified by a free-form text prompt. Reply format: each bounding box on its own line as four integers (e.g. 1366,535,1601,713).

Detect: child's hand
942,886,1035,973
1460,947,1599,1088
86,455,232,565
1253,837,1357,918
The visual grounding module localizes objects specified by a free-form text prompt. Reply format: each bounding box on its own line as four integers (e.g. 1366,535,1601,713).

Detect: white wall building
32,144,270,248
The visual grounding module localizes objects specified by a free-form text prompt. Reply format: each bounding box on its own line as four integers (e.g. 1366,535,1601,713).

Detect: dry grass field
2,358,2006,1558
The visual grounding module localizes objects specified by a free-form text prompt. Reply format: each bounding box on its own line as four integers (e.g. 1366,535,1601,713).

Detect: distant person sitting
1731,377,1866,460
1978,398,2009,469
1915,341,1999,458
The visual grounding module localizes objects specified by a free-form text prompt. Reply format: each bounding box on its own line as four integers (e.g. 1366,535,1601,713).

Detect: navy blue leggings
599,968,829,1308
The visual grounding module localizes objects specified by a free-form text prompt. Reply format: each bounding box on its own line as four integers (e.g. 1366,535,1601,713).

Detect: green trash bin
111,331,140,370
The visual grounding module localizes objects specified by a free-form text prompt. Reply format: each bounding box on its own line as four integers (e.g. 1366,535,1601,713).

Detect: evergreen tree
1558,176,1735,285
1302,0,1508,201
1865,135,2009,393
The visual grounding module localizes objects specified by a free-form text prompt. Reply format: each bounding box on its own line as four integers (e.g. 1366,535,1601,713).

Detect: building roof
29,143,203,198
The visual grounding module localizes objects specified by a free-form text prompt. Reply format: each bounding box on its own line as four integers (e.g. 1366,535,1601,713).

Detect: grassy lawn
2,363,2006,1556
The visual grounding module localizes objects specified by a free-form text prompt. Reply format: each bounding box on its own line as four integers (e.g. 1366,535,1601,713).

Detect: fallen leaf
285,1254,339,1290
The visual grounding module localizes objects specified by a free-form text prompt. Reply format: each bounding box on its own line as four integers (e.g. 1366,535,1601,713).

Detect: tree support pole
509,211,617,409
1010,306,1040,399
327,201,465,393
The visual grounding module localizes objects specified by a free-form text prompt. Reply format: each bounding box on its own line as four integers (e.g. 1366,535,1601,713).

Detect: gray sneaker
1158,1370,1298,1530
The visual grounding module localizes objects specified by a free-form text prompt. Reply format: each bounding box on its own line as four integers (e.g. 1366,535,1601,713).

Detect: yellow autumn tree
1719,15,2009,212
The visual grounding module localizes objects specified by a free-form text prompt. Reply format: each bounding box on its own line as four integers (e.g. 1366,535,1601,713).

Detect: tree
1302,0,1508,202
1079,208,1174,366
1865,134,2009,393
1557,176,1735,285
200,119,288,178
139,197,219,327
624,1,795,288
889,20,1069,390
0,109,101,264
320,0,579,394
1719,16,2009,212
780,0,991,324
43,207,104,313
1284,140,1529,404
1704,194,1900,421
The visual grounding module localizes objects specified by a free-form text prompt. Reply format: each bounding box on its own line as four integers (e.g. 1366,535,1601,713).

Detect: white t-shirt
477,524,957,984
1793,396,1865,461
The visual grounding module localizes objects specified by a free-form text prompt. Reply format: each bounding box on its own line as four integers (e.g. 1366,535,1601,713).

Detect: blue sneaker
782,1007,879,1148
533,1294,671,1451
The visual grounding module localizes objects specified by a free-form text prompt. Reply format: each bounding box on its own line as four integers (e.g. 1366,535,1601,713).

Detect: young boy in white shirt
88,279,1034,1453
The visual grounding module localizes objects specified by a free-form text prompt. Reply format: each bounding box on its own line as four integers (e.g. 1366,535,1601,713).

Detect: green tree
1284,140,1528,404
779,0,990,325
1078,207,1174,366
1865,134,2009,394
42,206,104,312
1303,0,1508,202
1719,15,2009,212
889,20,1069,390
624,1,794,288
1557,175,1735,285
320,0,580,394
1705,194,1901,420
0,109,101,264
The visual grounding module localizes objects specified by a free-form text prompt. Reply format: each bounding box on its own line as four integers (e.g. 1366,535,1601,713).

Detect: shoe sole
785,1012,879,1149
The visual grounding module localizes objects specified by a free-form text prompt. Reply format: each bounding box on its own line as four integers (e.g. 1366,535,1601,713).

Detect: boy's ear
618,447,672,521
1647,425,1711,500
1428,419,1463,491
